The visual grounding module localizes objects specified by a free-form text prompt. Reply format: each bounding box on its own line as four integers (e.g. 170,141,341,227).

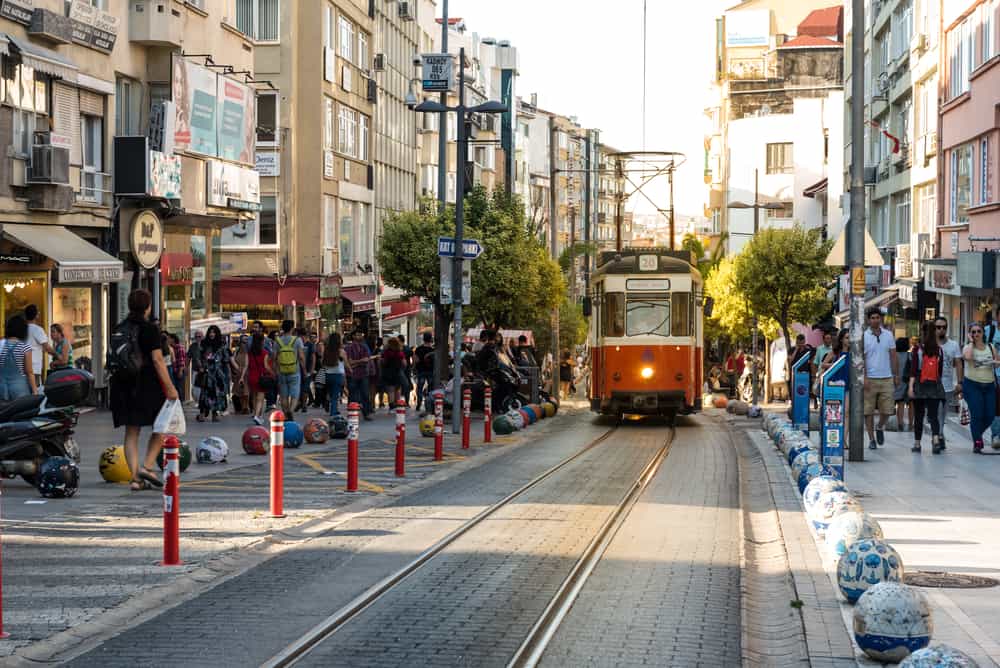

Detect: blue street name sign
792,351,812,435
819,354,847,480
437,237,483,259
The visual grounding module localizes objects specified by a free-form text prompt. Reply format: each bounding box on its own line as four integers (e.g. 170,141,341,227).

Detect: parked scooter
0,368,90,494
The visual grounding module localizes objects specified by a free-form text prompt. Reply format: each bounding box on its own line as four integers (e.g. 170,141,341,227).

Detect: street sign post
819,355,847,480
421,53,454,93
440,258,470,305
438,236,483,259
792,352,812,435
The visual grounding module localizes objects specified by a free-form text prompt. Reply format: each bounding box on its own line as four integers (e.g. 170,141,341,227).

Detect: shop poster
172,56,218,157
217,77,256,164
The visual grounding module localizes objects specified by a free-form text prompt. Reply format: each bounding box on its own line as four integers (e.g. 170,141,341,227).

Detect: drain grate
905,571,999,589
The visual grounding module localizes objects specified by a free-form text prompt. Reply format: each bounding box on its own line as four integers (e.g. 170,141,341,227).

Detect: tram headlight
640,366,654,379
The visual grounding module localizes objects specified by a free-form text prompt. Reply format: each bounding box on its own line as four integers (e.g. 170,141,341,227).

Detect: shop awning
218,276,328,306
834,286,899,327
342,287,376,312
803,178,828,198
6,35,78,81
1,223,122,283
383,297,421,322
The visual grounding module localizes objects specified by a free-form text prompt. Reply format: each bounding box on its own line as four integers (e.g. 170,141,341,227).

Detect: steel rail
262,424,622,668
507,427,676,668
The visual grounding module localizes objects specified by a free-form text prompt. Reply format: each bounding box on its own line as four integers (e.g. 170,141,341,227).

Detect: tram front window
626,298,670,337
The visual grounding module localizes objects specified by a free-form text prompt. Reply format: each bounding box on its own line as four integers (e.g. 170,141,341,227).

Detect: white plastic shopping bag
959,399,971,427
154,399,187,435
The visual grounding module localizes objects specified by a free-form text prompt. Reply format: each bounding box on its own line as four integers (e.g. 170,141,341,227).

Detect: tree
704,256,779,343
532,297,587,359
734,226,836,377
682,233,727,279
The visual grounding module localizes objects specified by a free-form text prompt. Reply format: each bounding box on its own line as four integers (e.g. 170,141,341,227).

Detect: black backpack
106,320,144,380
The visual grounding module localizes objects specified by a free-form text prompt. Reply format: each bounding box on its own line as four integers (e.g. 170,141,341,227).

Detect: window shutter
53,83,81,165
79,90,104,117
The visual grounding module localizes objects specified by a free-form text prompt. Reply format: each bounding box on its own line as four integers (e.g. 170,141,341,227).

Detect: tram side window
603,292,625,337
671,292,691,336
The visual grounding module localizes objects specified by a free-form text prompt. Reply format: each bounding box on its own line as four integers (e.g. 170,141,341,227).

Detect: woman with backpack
962,322,1000,453
109,289,178,491
908,320,946,454
196,325,230,423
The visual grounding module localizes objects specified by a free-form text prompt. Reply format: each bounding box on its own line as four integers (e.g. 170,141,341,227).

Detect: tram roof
593,248,698,277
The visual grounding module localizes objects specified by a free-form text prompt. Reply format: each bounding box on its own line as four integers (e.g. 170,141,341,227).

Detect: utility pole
569,206,577,299
548,115,560,401
668,164,675,250
583,132,592,292
451,47,467,433
433,0,450,390
848,0,866,462
753,168,760,235
614,156,624,253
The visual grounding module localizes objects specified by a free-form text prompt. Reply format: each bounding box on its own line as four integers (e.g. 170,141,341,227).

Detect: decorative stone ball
798,462,838,495
826,510,884,556
778,427,800,450
732,400,750,415
854,582,932,663
773,424,792,445
900,645,980,668
812,493,865,534
509,411,525,430
837,538,904,604
791,450,821,482
803,476,848,518
712,394,729,409
748,405,762,418
787,441,815,465
726,401,736,414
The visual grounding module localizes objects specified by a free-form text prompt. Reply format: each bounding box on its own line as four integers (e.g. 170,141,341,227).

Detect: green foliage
705,256,780,342
558,242,599,274
533,298,588,357
734,226,836,368
377,207,453,303
682,233,726,279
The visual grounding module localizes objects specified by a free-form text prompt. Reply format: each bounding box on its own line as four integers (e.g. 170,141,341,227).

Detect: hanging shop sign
161,253,193,286
131,210,163,270
319,276,342,300
206,159,260,209
0,0,33,25
149,150,182,199
255,151,279,176
924,264,960,296
67,0,119,53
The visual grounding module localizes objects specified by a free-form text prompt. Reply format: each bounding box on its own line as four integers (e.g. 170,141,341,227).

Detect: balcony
129,0,183,47
727,56,777,81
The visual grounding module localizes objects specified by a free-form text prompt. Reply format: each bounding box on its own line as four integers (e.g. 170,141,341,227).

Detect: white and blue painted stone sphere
798,462,837,495
748,405,762,418
837,538,904,603
509,411,525,430
786,439,813,464
791,450,820,482
900,644,979,667
812,493,865,534
826,510,884,556
803,476,848,517
854,582,932,662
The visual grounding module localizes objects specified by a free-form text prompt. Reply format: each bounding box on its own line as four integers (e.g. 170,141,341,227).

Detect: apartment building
706,0,846,256
928,0,998,332
0,0,257,391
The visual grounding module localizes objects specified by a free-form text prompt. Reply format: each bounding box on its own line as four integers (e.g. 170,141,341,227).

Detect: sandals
137,467,164,488
196,414,207,423
129,479,152,492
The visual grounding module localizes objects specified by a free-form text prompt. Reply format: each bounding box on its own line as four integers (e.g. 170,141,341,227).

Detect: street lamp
413,47,507,433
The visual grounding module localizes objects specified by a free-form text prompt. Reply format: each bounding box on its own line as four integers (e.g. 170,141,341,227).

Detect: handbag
259,373,277,392
960,399,971,426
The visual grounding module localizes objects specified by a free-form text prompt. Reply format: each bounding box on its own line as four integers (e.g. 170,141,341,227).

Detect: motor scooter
0,368,90,487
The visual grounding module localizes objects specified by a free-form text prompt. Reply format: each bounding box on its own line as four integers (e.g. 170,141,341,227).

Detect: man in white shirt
24,304,54,385
935,316,963,448
862,308,899,450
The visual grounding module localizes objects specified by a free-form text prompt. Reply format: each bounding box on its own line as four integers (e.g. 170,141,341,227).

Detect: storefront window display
52,287,92,363
0,272,47,328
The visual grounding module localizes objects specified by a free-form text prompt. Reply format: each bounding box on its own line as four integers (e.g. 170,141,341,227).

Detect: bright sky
448,0,733,218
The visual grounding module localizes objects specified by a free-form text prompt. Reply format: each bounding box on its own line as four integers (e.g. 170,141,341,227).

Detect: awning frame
1,223,123,284
6,34,78,82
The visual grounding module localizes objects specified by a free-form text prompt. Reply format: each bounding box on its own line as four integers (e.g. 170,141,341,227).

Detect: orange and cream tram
587,249,705,419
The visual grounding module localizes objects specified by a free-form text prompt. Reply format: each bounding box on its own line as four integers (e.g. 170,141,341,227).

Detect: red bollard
346,402,360,492
484,386,493,443
0,482,9,638
433,394,444,462
269,410,285,518
161,435,182,566
395,399,406,477
462,387,472,450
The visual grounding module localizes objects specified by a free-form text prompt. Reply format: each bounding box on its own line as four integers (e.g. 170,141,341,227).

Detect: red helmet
242,426,270,455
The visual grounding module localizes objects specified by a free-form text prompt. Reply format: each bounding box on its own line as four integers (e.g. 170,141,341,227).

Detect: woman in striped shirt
0,314,37,401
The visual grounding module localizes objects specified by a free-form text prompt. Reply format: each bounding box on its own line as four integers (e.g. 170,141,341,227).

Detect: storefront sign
304,306,321,320
0,253,33,264
256,151,279,176
725,9,770,46
898,283,917,303
149,150,182,199
161,252,193,286
67,0,119,53
131,210,163,269
206,160,260,209
58,264,123,283
319,276,341,300
0,0,33,25
227,198,261,212
924,264,960,296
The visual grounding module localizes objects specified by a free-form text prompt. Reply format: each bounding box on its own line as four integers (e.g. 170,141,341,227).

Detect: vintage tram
587,248,705,419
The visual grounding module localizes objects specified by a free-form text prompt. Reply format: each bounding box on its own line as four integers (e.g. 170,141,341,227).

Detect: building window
981,137,990,205
81,115,104,202
359,114,369,161
259,195,277,245
323,195,337,274
916,181,936,230
220,195,278,247
324,97,334,150
765,142,793,174
357,31,369,70
765,201,794,220
894,191,911,243
338,16,354,61
948,17,972,98
115,76,141,136
236,0,280,42
339,201,370,272
891,0,913,60
323,3,334,49
338,105,357,158
950,143,973,224
256,92,278,145
2,62,49,157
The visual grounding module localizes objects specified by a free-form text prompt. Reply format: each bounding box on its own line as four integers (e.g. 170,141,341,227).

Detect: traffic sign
440,258,471,305
437,237,483,259
421,53,454,93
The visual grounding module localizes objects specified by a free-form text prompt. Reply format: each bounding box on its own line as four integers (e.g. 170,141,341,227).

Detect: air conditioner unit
367,78,377,103
863,165,878,185
28,145,70,185
373,53,385,71
398,2,414,21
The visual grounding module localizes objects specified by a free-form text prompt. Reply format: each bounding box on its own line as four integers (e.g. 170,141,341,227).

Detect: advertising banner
172,56,218,157
149,150,182,199
0,0,33,25
217,77,256,164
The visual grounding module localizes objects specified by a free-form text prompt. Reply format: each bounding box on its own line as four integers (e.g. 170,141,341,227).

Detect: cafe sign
131,210,163,269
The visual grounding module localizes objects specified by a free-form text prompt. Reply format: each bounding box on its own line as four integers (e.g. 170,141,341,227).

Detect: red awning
342,286,376,311
218,276,330,306
384,296,420,322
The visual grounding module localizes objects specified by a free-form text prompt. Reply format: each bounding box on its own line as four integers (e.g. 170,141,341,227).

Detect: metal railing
79,170,111,206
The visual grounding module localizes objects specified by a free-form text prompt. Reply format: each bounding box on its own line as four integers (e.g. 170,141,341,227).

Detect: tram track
262,421,661,668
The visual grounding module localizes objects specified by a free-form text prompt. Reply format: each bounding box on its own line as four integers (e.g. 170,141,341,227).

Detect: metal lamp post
414,49,507,433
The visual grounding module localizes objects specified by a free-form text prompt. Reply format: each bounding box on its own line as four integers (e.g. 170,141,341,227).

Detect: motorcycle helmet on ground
283,421,304,449
99,445,131,483
38,456,80,498
304,418,330,444
197,437,229,464
156,442,192,472
242,426,270,455
329,415,349,439
419,416,436,437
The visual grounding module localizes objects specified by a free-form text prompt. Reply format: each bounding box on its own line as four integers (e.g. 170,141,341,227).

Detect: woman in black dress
110,289,178,491
196,325,230,422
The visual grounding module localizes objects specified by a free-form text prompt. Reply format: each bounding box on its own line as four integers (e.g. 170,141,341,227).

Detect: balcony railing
78,170,111,206
727,56,777,81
